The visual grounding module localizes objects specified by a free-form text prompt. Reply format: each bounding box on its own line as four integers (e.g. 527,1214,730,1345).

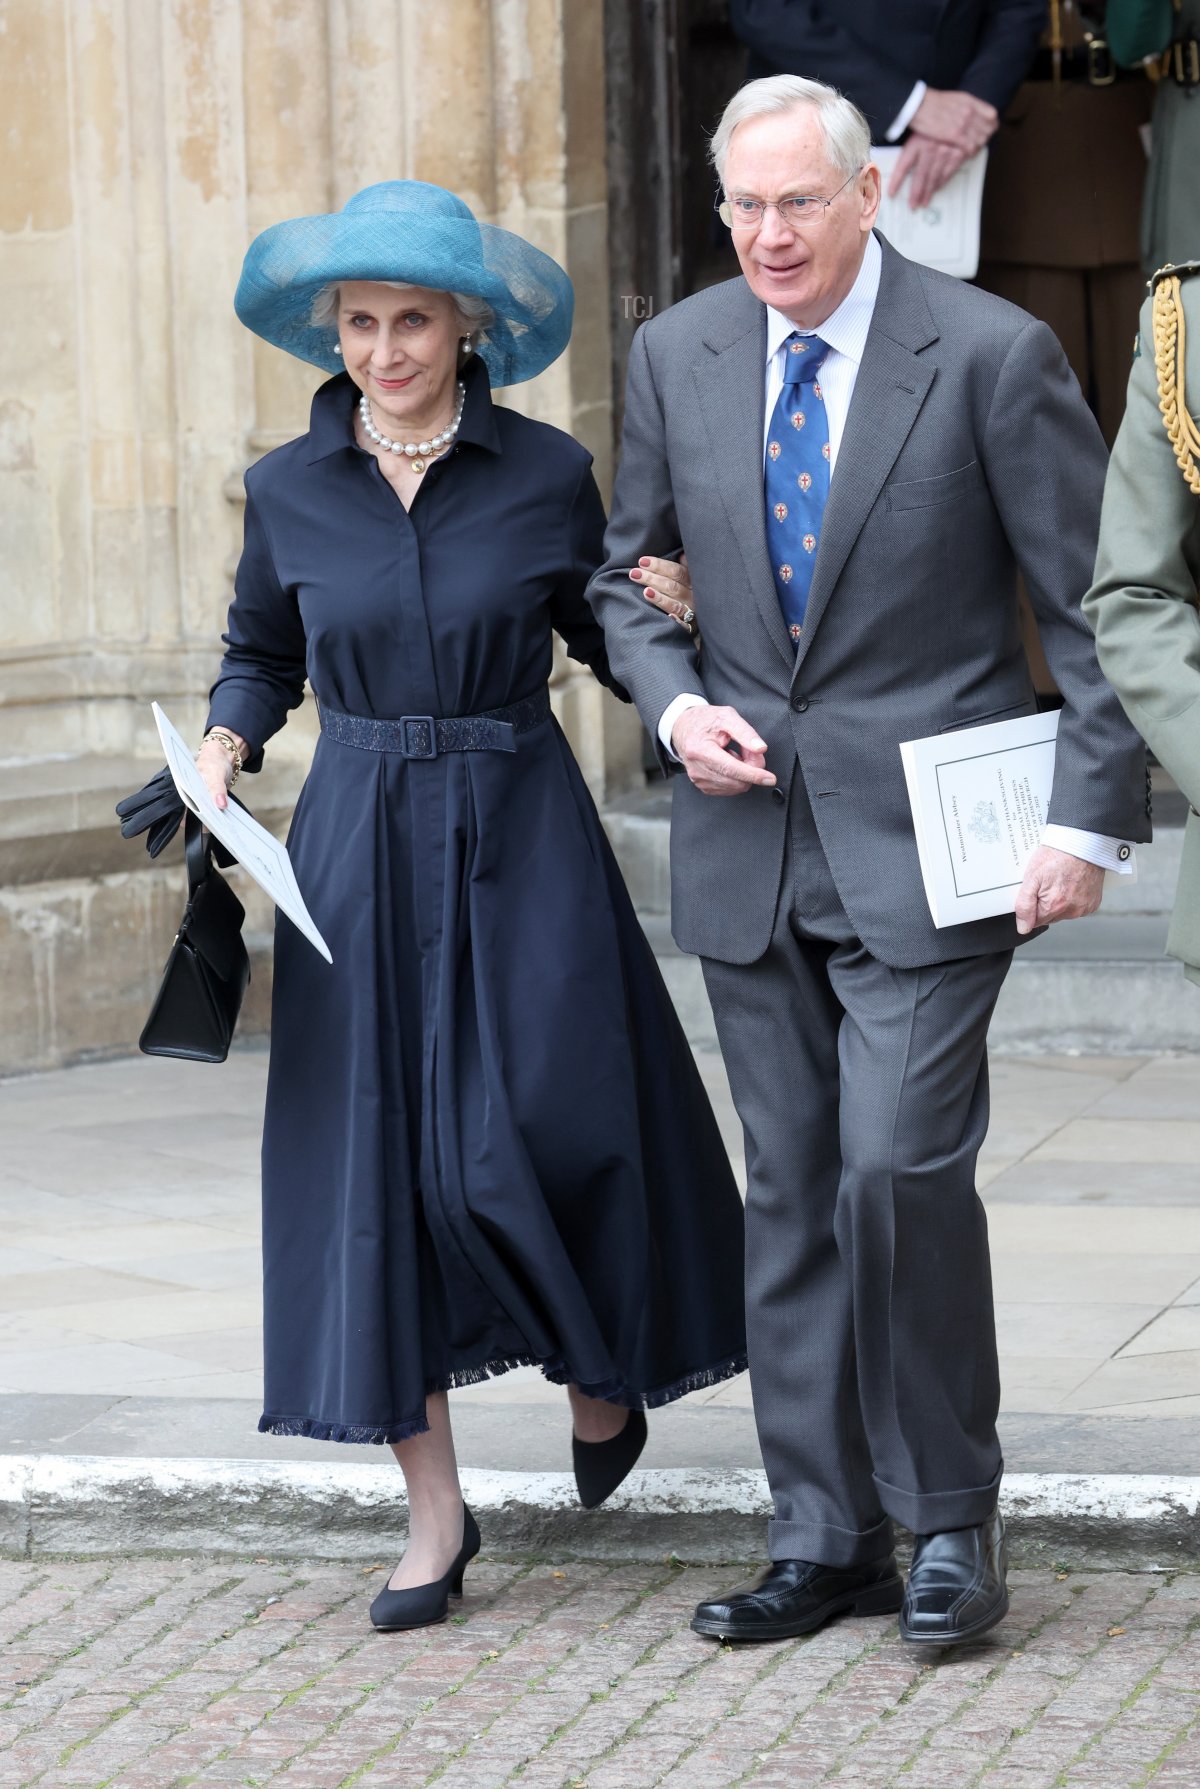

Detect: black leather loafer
691,1556,904,1642
900,1507,1009,1646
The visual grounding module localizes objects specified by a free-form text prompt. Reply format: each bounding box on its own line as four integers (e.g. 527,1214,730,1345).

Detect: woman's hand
630,552,697,633
195,732,247,812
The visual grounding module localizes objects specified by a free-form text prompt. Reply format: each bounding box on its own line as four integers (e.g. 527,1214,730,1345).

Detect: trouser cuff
768,1511,894,1569
874,1460,1003,1536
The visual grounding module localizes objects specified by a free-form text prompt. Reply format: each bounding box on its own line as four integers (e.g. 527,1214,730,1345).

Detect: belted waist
1027,42,1131,85
317,687,551,758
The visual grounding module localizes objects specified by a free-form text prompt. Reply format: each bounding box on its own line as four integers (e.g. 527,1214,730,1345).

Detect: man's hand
889,133,971,209
911,88,998,155
1014,846,1105,936
671,703,776,797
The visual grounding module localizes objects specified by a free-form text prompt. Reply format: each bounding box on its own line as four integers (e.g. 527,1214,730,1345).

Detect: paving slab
1,1050,1198,1476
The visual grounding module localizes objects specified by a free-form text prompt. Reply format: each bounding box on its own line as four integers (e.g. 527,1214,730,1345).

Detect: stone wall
0,0,641,1072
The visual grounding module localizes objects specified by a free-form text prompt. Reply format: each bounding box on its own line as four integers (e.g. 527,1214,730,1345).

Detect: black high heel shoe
572,1408,648,1509
370,1503,481,1632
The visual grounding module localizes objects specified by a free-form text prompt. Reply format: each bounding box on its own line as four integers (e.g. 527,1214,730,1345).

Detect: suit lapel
694,296,795,670
793,338,935,673
794,239,939,676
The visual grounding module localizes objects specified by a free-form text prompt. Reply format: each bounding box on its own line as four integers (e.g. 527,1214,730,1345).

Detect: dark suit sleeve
981,318,1151,840
957,0,1045,113
585,324,707,763
550,461,630,700
728,0,916,139
206,476,309,773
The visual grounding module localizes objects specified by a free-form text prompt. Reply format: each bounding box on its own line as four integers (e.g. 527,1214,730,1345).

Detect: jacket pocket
886,461,984,512
938,698,1037,735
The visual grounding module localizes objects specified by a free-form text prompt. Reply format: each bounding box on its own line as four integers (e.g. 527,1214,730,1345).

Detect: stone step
605,792,1187,920
639,910,1200,1055
0,756,301,1073
606,785,1199,1051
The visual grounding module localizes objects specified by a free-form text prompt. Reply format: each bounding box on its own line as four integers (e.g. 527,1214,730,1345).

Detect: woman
121,181,744,1631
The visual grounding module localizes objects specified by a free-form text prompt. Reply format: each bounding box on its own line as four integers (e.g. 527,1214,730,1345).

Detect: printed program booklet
900,710,1060,928
871,145,989,280
152,701,332,962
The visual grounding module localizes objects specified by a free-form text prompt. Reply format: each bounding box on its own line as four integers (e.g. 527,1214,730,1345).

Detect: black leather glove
116,766,237,867
116,766,185,858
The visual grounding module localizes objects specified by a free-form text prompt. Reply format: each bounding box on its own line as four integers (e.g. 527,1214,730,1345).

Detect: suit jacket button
771,786,786,804
1118,844,1131,861
791,695,809,713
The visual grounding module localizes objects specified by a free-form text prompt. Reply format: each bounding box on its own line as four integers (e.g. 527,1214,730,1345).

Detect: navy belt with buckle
318,687,552,758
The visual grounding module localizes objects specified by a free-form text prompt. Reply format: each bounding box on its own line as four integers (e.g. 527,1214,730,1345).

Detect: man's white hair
709,74,871,187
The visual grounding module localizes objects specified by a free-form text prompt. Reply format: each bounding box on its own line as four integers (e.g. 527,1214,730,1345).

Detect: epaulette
1150,260,1200,291
1151,266,1200,496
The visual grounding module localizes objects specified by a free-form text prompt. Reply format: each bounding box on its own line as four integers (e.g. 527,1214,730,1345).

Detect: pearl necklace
358,382,466,474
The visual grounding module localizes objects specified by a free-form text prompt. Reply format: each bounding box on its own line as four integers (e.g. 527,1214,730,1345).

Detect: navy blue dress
207,363,747,1443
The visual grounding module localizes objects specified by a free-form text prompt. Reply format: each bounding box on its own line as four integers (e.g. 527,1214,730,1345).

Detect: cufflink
1118,845,1131,861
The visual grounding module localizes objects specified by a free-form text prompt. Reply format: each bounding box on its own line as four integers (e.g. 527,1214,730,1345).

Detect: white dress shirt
657,234,1135,876
888,83,928,142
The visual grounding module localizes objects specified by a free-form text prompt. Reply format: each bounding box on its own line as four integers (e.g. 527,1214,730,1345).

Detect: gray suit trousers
702,778,1012,1566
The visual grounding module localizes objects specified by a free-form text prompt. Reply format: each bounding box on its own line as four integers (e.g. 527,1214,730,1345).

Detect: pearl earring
461,337,472,354
333,343,343,356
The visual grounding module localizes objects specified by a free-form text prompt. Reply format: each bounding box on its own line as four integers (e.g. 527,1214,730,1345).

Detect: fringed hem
426,1353,549,1395
633,1350,749,1410
257,1412,434,1445
258,1346,748,1447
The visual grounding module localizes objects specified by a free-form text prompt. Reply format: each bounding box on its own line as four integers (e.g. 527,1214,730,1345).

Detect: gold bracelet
203,729,243,785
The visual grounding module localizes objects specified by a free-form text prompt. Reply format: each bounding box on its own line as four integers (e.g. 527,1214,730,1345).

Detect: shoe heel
450,1504,481,1597
853,1576,904,1616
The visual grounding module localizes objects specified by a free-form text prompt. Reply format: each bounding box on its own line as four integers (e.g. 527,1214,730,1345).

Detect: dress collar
304,355,502,464
764,230,883,365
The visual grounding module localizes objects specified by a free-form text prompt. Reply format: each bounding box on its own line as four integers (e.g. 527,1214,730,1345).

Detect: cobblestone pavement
0,1557,1197,1788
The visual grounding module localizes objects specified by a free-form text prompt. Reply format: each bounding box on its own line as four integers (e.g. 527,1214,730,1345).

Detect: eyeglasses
717,170,860,232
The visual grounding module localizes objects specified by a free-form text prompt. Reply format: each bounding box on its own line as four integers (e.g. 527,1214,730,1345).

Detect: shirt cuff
886,80,927,142
1041,824,1136,874
658,692,709,760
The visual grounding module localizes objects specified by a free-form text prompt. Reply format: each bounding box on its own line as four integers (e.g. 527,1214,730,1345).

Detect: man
729,0,1044,205
587,75,1149,1647
976,3,1152,450
1108,0,1200,274
1084,263,1200,986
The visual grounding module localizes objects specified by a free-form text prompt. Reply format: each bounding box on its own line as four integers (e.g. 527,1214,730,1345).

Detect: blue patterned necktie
764,333,832,645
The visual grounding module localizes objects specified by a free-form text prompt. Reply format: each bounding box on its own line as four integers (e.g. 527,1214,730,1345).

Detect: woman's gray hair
709,75,871,187
310,282,494,339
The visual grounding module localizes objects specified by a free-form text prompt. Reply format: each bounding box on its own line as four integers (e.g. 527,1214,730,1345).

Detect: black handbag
139,811,250,1063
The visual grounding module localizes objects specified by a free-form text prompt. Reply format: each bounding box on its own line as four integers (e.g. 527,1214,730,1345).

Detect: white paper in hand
152,703,332,963
871,145,988,280
900,710,1060,928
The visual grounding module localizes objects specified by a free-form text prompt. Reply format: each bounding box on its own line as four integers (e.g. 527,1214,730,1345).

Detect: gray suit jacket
587,234,1151,970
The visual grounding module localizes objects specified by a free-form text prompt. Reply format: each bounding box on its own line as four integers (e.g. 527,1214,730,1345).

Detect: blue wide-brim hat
234,180,574,387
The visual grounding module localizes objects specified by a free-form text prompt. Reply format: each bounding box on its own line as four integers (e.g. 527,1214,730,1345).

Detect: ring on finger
681,606,695,627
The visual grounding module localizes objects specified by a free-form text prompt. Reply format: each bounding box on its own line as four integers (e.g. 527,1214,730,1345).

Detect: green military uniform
1083,263,1200,984
1108,0,1200,273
